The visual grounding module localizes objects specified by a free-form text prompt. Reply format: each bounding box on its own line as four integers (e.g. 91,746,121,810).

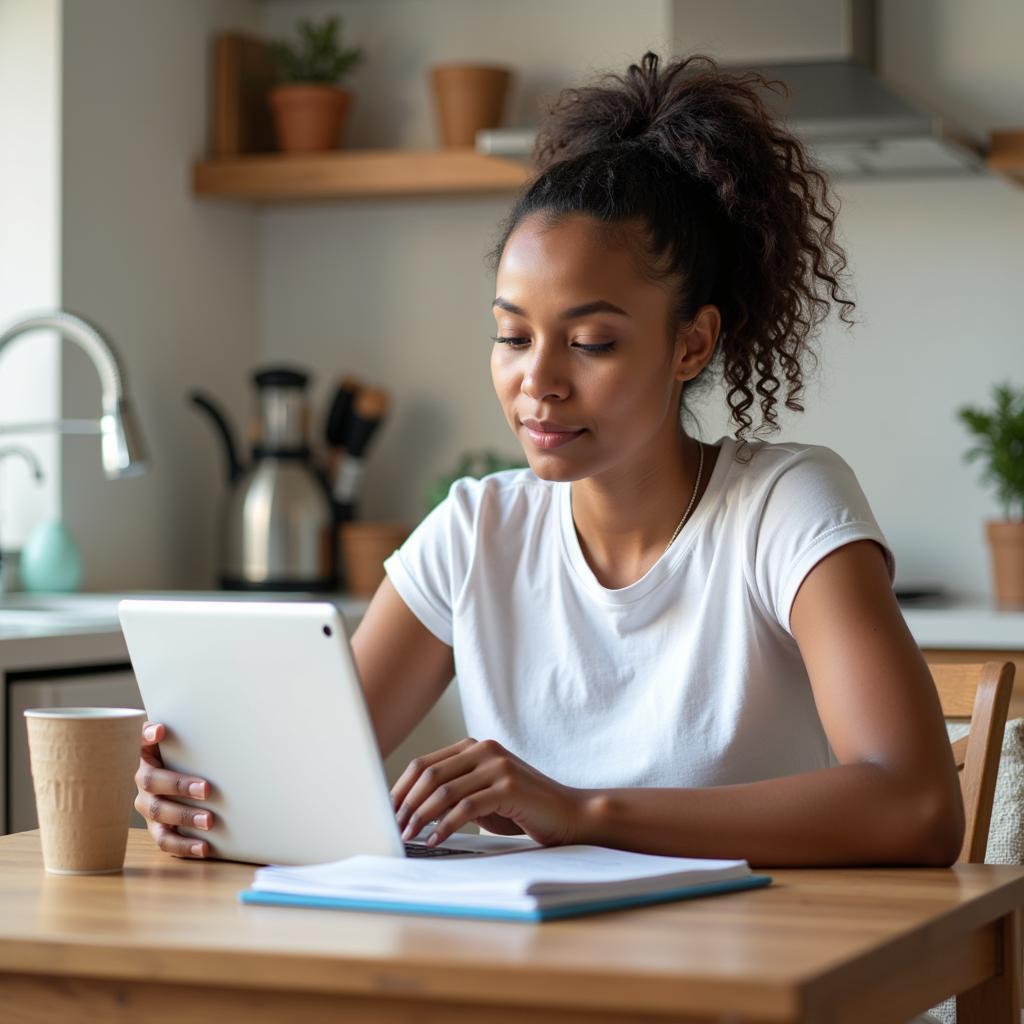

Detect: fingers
137,726,212,860
395,745,487,831
135,762,208,801
398,765,493,842
149,821,209,859
142,721,164,747
390,737,476,811
430,785,509,848
135,790,214,832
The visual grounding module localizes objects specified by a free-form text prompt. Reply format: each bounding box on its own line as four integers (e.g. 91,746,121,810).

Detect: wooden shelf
988,130,1024,185
193,147,532,202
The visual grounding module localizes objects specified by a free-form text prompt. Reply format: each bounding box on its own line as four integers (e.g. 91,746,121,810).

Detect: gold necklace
664,439,705,554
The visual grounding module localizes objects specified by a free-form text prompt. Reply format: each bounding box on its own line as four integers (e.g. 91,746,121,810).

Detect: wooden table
1,830,1023,1024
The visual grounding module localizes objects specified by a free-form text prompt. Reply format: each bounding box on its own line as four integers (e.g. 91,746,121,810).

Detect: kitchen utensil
323,375,362,484
331,387,390,521
189,366,335,590
324,375,362,448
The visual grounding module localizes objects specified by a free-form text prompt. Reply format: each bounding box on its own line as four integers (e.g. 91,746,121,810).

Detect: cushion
946,717,1024,865
923,718,1024,1024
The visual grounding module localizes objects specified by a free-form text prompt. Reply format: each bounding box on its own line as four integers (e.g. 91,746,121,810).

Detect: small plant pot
986,520,1024,609
338,521,411,596
269,84,352,153
430,64,511,148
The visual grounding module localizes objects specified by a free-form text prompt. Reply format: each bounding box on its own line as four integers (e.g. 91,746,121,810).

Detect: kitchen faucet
0,310,148,478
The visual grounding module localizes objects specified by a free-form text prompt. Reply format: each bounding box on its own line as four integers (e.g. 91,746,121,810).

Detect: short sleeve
382,479,478,646
750,445,896,637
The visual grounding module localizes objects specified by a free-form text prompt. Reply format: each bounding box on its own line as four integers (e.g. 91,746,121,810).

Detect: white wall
0,0,61,556
257,0,671,525
673,0,1024,600
39,0,1024,603
60,0,261,590
255,0,1024,602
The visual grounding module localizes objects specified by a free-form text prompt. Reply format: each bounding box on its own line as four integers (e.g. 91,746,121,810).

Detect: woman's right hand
134,721,213,858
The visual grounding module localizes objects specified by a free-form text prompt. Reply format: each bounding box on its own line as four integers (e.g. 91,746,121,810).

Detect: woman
136,53,963,866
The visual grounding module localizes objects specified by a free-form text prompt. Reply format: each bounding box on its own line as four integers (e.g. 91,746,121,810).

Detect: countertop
898,600,1024,649
0,591,371,633
0,592,1021,650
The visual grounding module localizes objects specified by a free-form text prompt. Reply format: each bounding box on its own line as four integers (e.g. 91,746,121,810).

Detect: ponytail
490,52,855,444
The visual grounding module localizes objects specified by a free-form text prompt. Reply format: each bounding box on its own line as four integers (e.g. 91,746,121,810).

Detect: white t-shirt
383,436,895,790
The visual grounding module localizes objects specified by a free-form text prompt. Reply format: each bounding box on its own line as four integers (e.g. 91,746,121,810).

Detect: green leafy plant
424,451,528,513
269,16,364,85
957,381,1024,521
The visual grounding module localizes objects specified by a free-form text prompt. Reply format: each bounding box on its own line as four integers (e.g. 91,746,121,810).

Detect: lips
520,417,586,450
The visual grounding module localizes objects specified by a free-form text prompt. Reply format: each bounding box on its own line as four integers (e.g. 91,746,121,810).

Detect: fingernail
189,782,205,799
190,842,204,857
144,726,157,741
401,824,413,841
426,831,439,847
194,812,210,830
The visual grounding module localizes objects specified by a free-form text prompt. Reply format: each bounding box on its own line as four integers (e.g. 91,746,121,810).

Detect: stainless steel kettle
190,367,335,591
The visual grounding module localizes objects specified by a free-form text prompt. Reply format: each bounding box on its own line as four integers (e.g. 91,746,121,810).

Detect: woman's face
491,213,711,483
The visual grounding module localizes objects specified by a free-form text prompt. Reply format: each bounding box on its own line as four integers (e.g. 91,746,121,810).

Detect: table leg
958,910,1022,1024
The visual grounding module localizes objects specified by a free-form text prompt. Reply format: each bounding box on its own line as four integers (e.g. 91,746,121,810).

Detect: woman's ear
674,305,721,380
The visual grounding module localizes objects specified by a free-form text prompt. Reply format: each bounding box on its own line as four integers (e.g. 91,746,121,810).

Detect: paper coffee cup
24,707,146,875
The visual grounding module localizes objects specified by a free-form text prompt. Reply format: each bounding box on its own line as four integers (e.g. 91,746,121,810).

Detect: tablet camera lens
322,625,332,637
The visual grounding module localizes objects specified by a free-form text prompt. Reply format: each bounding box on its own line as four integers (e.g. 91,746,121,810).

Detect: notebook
240,844,772,922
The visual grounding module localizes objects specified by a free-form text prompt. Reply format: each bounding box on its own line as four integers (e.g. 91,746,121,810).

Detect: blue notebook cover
239,873,772,922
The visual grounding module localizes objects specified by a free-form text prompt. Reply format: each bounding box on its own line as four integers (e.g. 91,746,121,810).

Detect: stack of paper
240,845,771,921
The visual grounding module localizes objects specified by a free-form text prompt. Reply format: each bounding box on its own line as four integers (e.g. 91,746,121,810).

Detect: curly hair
488,52,855,447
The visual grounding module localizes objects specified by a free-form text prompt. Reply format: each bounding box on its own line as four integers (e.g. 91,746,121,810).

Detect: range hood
476,59,985,180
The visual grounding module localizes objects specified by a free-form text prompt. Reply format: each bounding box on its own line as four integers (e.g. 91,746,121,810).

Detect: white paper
251,845,752,910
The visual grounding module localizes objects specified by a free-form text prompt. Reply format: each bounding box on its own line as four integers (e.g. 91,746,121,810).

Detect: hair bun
534,52,694,169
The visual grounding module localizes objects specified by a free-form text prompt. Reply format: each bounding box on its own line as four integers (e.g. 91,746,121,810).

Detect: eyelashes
490,336,615,354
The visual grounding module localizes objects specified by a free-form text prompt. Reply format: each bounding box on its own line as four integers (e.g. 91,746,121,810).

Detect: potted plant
268,16,364,154
958,381,1024,608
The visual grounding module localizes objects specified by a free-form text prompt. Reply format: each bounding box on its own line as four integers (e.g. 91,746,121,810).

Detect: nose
521,340,570,402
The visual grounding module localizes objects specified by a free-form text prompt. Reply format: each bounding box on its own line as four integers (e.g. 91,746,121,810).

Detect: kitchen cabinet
7,668,144,834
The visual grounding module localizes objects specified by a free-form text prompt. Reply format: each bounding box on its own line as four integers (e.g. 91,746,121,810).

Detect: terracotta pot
430,64,511,148
269,84,352,154
338,521,411,597
986,520,1024,609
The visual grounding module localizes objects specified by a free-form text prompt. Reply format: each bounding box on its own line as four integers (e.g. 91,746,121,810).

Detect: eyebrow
492,297,630,319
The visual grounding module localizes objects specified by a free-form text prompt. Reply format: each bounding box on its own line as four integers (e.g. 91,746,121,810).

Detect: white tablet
118,598,419,865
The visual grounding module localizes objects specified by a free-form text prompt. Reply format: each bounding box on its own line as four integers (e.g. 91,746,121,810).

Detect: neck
570,429,712,590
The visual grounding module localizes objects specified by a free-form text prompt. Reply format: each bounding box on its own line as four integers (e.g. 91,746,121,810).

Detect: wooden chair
918,661,1018,1024
928,660,1016,864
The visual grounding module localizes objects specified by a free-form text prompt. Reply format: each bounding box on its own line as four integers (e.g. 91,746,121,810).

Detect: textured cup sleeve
749,445,896,637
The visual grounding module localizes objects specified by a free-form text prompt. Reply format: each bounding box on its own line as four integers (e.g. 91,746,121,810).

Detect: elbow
899,779,965,867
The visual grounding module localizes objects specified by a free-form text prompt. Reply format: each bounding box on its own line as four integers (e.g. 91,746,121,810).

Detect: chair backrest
928,660,1016,864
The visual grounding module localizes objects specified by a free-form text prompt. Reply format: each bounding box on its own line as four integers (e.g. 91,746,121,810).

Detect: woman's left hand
391,738,586,848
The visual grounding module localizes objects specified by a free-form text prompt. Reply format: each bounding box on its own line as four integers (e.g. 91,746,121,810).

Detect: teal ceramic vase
20,520,83,593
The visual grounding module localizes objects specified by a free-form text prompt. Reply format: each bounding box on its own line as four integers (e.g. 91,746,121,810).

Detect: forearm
574,762,963,867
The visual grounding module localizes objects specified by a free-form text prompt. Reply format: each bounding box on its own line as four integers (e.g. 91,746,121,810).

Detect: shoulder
444,467,557,530
730,438,856,491
724,438,865,514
